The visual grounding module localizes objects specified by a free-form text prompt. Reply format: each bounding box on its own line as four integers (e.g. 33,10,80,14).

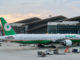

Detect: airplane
0,17,80,47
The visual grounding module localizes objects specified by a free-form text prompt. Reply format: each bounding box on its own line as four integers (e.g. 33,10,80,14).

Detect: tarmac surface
0,42,80,60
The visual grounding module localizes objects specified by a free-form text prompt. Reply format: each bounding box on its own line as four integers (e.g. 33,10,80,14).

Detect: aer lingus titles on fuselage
0,17,80,46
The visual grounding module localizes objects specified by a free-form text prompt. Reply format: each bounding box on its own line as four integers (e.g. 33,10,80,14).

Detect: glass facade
12,26,25,34
48,24,80,34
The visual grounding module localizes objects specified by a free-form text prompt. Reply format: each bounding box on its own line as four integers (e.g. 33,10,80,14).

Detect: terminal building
48,21,80,34
9,16,67,34
47,16,80,34
0,16,80,35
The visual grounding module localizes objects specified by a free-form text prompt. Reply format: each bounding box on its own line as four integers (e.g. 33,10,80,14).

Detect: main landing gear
37,44,56,48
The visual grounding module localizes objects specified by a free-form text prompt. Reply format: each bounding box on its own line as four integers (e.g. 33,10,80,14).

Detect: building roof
14,17,41,23
65,16,80,21
28,15,67,25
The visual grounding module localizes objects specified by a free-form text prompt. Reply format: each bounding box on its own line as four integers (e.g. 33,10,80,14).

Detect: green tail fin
0,17,16,35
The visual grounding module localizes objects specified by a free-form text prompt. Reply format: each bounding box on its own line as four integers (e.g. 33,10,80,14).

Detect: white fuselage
1,34,80,42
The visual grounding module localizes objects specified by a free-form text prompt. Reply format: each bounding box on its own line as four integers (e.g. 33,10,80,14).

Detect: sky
0,0,80,23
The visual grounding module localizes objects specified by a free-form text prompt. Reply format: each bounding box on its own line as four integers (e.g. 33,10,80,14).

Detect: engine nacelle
62,40,72,46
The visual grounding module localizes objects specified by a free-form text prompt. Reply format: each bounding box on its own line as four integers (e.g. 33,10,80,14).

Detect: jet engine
62,39,72,46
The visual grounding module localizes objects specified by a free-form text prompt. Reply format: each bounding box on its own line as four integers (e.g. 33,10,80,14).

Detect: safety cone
64,46,70,53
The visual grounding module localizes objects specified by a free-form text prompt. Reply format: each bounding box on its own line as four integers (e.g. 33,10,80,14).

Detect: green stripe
11,39,80,44
71,40,80,43
11,40,51,44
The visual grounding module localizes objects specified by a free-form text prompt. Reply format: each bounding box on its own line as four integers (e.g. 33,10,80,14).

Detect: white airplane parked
0,17,80,47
